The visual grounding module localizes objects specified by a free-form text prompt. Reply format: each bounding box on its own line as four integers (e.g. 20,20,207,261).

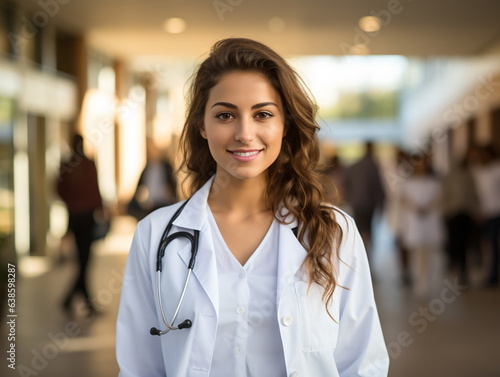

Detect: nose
234,117,255,144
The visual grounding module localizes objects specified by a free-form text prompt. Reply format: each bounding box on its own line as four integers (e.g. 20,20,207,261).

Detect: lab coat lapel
173,177,219,315
276,221,307,303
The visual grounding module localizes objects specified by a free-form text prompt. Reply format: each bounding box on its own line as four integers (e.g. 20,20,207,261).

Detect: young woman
116,38,389,377
400,156,444,297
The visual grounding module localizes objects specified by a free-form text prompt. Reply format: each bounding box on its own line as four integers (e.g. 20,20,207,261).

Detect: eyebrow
210,102,279,110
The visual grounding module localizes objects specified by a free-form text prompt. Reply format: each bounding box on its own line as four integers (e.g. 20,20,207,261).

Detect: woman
116,38,389,377
400,156,444,298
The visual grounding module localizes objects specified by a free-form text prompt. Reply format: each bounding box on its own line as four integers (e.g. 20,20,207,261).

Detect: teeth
233,151,259,157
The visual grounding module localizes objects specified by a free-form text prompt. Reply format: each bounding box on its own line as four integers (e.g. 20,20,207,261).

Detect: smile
232,150,260,157
228,149,263,161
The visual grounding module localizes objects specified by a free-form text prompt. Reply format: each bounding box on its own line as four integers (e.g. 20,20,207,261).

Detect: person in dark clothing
57,133,102,313
127,140,178,220
441,152,479,285
344,141,386,254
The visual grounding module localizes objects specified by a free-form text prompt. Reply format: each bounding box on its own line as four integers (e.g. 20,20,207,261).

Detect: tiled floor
2,216,499,377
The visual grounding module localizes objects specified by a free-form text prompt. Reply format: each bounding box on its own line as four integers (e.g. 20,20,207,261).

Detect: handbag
92,210,110,241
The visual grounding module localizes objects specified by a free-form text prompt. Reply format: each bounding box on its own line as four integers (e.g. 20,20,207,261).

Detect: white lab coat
116,177,389,377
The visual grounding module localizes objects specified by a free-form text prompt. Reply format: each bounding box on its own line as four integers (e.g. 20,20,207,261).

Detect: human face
201,71,285,183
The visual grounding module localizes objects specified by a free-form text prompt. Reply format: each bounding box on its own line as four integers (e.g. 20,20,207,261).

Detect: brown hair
179,38,344,315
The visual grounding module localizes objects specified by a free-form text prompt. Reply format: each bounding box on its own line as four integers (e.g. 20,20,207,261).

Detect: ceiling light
358,16,381,33
163,18,186,34
268,17,286,33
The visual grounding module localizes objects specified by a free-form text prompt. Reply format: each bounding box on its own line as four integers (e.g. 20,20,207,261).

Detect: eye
255,111,273,120
215,112,234,120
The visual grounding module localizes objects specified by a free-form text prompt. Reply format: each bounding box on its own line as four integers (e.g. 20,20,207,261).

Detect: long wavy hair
179,38,344,315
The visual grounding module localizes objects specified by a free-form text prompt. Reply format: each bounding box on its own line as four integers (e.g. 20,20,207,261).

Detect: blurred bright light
163,18,186,34
268,17,286,33
19,256,51,278
81,88,116,119
98,66,116,93
117,86,146,200
50,200,68,238
289,55,408,109
13,150,29,257
358,16,382,33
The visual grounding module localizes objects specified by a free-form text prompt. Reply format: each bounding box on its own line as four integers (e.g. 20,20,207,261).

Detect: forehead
207,71,281,105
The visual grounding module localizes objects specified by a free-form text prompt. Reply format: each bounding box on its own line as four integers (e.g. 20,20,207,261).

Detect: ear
200,125,207,139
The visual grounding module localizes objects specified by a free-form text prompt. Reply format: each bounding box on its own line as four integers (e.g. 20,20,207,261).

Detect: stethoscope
149,198,298,336
150,199,199,336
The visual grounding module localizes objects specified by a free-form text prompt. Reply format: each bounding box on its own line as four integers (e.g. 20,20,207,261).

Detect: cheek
205,127,230,150
267,125,285,147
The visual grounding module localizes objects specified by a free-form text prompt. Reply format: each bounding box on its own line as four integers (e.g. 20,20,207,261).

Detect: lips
227,149,263,161
230,150,260,157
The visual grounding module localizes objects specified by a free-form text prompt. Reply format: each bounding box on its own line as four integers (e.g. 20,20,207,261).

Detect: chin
221,168,268,182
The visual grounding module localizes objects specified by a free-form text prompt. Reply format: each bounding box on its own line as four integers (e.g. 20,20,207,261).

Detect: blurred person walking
344,141,386,253
322,153,346,208
471,144,500,287
385,148,412,285
57,133,103,313
441,151,479,285
127,139,178,221
400,157,444,298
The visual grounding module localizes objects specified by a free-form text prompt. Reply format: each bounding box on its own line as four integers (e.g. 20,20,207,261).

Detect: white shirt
401,176,444,248
208,209,287,377
473,161,500,217
116,176,389,377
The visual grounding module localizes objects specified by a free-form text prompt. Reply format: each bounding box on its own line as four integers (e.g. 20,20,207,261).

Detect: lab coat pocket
294,281,339,352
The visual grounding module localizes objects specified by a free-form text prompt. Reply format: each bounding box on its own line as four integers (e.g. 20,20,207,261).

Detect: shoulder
323,204,358,241
322,203,356,232
324,204,365,264
135,200,187,236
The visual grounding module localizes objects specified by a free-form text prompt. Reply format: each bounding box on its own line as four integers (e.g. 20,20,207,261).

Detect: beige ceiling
29,0,500,60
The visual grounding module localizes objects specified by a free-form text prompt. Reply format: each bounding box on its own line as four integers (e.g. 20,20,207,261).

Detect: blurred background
1,0,500,376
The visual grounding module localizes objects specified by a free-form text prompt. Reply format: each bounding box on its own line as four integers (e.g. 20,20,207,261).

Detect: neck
208,172,269,215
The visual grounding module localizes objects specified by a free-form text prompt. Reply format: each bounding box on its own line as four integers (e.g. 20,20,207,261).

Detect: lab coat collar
174,175,307,310
276,219,307,302
172,176,215,231
172,176,218,316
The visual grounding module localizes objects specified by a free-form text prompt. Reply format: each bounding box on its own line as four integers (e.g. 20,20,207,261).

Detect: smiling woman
116,38,389,377
201,71,285,182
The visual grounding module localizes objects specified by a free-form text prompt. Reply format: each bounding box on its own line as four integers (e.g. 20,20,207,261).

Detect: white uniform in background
116,177,389,377
401,175,444,297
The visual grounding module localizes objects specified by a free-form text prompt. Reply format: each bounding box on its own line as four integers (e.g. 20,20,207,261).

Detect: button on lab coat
116,177,389,377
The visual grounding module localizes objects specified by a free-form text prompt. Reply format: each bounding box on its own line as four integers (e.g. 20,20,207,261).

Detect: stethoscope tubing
151,198,297,336
156,268,192,334
151,199,198,336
